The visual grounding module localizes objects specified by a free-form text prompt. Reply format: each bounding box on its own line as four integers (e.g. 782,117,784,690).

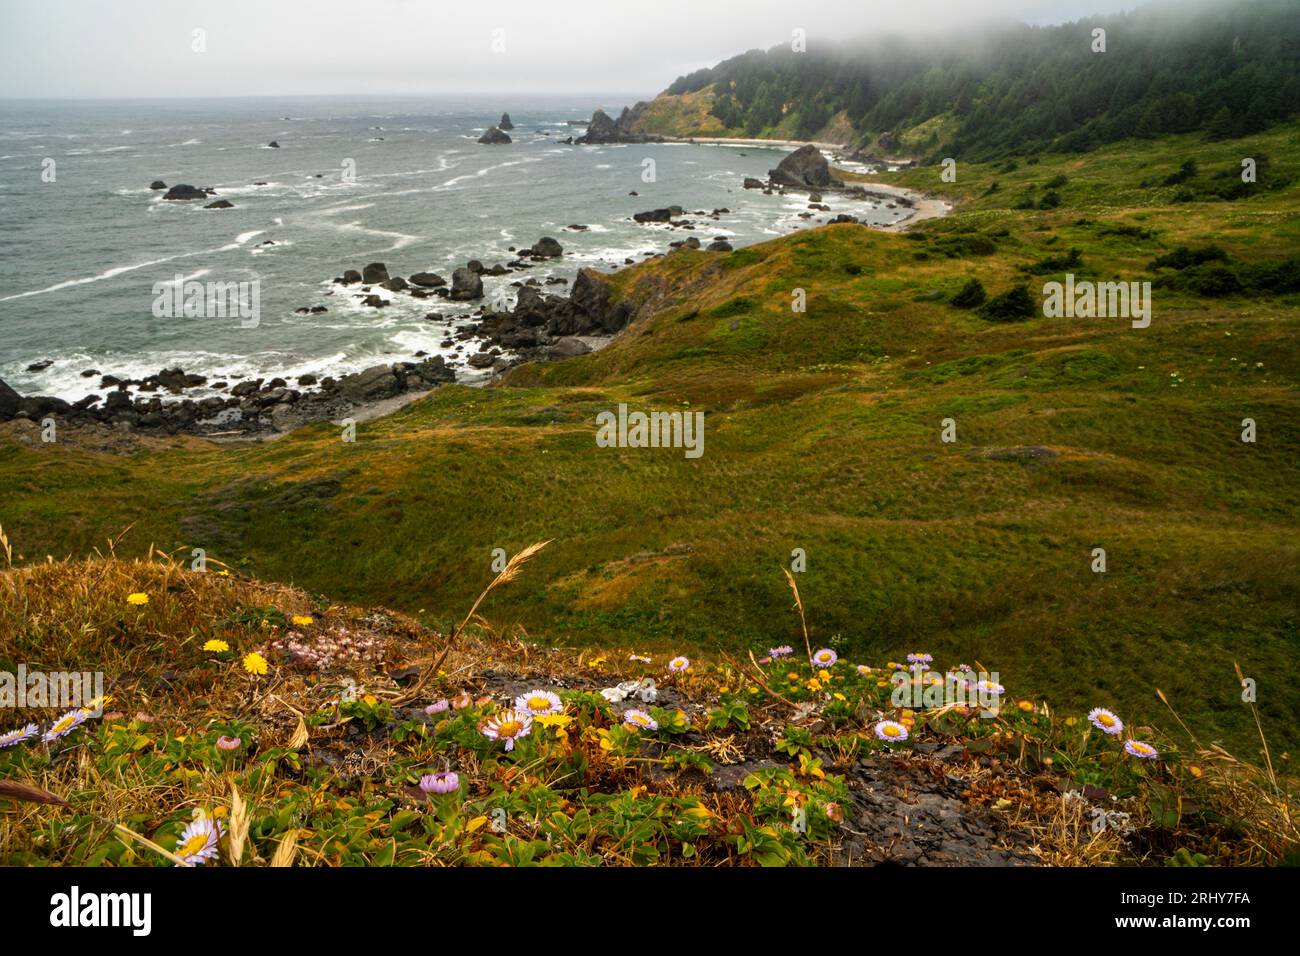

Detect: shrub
1150,245,1227,271
1162,160,1197,186
979,284,1037,322
951,278,988,309
934,233,997,257
1028,247,1084,274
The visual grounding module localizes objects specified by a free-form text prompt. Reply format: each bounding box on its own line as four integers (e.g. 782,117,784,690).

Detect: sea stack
478,127,511,145
769,144,840,189
498,112,514,131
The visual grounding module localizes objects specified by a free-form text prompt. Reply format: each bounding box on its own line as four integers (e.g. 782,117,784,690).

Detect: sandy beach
664,135,848,150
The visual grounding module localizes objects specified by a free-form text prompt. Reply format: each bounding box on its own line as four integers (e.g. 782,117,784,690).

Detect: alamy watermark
1,665,105,717
595,403,704,459
1042,274,1151,328
152,275,260,328
890,667,1004,717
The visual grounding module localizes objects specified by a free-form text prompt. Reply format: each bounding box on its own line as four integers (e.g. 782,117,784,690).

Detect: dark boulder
512,285,550,325
204,199,234,209
633,208,676,223
409,272,447,288
268,141,280,148
543,269,631,336
769,145,839,189
149,180,167,190
707,240,734,252
337,365,401,403
478,127,512,145
450,267,484,301
362,262,390,284
551,338,593,358
19,395,72,418
340,269,363,284
163,184,209,201
498,112,514,131
0,377,20,420
531,237,563,258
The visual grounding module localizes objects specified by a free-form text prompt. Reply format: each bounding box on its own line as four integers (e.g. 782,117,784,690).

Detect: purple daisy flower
1087,707,1124,735
175,817,222,867
481,709,532,751
425,699,450,715
1124,740,1159,760
811,648,838,668
0,723,39,748
43,708,90,743
419,771,460,794
622,709,658,732
874,720,909,742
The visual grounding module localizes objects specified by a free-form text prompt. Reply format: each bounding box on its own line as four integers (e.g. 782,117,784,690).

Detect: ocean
0,94,906,402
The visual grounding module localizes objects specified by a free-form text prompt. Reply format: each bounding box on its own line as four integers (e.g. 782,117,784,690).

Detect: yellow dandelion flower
291,615,314,627
203,639,230,653
126,592,149,606
242,652,268,676
1017,700,1035,712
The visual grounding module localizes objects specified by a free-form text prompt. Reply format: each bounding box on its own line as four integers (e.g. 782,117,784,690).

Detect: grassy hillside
3,123,1299,758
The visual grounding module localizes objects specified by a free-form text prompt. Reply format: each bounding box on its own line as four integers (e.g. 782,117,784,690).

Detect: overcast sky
0,0,1189,99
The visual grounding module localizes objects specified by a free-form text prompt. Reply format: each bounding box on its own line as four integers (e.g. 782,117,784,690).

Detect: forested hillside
637,0,1300,157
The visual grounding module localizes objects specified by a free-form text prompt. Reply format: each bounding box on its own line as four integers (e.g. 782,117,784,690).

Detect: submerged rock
162,184,209,201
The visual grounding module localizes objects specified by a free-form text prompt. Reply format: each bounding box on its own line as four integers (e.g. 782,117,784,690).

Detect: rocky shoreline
1,135,939,443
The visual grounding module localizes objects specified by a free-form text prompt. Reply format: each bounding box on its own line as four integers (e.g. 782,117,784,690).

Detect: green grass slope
3,124,1298,755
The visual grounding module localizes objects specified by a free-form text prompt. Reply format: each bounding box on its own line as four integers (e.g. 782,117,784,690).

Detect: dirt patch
839,756,1035,866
